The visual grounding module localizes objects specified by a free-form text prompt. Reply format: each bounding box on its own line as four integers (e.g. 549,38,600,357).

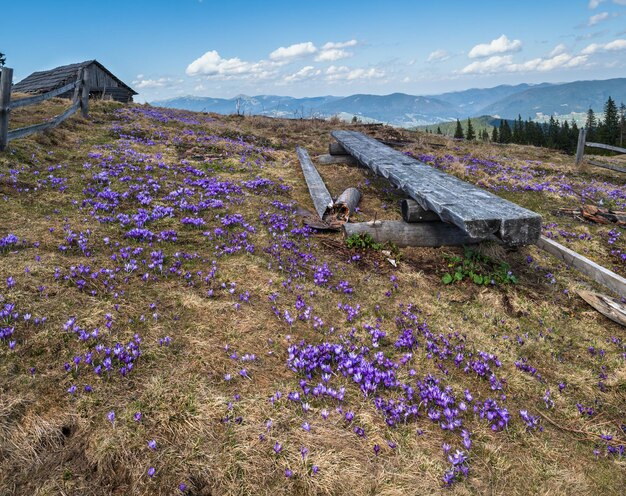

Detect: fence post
575,127,586,166
0,67,13,152
80,67,89,117
72,68,83,104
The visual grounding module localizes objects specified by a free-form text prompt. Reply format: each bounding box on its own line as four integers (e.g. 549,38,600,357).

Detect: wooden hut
13,60,137,103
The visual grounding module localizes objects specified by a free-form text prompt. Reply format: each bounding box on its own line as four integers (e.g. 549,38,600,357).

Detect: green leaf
442,273,453,284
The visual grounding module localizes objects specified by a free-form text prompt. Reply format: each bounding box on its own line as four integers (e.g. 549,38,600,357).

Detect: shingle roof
13,60,137,95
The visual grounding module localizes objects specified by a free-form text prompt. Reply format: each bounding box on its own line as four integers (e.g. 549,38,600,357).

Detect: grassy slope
0,100,625,496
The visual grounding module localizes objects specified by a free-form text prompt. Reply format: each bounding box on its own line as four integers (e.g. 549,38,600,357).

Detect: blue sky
2,0,626,102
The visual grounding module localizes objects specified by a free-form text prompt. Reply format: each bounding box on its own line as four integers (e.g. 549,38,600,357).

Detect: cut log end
328,187,361,222
400,199,441,223
329,142,349,155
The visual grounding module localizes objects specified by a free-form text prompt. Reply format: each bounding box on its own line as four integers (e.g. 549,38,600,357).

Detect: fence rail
575,127,626,167
0,67,89,151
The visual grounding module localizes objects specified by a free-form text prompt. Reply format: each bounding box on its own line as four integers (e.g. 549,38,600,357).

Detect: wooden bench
331,130,542,246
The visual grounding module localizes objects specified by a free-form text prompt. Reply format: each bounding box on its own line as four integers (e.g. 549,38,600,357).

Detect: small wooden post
80,67,89,117
575,127,586,166
72,68,83,103
0,67,13,152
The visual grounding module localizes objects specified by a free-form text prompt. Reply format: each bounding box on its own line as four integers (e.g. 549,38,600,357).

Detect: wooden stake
575,127,586,166
0,67,13,152
81,67,90,117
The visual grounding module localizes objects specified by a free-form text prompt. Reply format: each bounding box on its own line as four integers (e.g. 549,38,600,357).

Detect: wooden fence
0,67,89,151
575,127,626,171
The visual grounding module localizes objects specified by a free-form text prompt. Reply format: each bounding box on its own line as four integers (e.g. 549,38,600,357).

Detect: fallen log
317,154,358,165
330,188,361,222
536,236,626,298
557,205,626,225
343,220,484,247
400,199,441,222
296,146,333,220
329,142,349,155
577,290,626,327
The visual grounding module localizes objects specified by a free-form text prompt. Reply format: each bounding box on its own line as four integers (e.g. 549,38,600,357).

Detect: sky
2,0,626,102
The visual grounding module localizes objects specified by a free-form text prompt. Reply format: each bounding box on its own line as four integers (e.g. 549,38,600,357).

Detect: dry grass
0,101,625,495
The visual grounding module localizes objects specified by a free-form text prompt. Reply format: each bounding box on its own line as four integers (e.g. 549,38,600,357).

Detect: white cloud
461,51,589,74
315,49,351,62
588,12,610,25
581,38,626,53
283,66,321,83
269,42,317,61
461,55,513,74
468,35,522,58
589,0,605,7
325,65,385,81
315,40,358,62
132,77,182,89
185,50,277,79
510,53,588,72
427,49,450,62
548,43,567,57
321,40,358,50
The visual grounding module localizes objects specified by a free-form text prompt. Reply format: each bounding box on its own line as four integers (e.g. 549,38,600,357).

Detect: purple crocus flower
107,410,115,425
147,467,155,478
148,439,157,450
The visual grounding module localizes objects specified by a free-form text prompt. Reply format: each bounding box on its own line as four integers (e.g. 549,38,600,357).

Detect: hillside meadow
0,99,625,495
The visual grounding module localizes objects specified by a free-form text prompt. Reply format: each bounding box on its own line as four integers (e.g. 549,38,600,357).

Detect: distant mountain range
152,78,626,127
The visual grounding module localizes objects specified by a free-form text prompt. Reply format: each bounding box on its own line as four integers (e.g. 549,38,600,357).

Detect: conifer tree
499,120,512,143
0,52,5,67
436,126,442,135
491,126,498,143
600,96,619,145
454,119,464,139
619,102,626,146
585,108,597,141
465,118,475,141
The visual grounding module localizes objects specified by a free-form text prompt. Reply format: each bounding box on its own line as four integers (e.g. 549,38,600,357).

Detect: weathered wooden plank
536,236,626,298
577,290,626,327
329,142,348,155
6,101,80,142
317,153,358,165
9,80,78,109
588,160,626,174
575,127,586,166
0,67,13,151
331,130,542,245
586,142,626,154
400,199,441,222
296,146,333,220
344,220,484,247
